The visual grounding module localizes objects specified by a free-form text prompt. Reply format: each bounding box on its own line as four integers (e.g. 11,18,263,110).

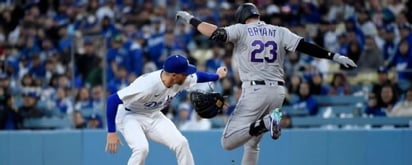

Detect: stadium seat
23,117,71,129
313,95,364,106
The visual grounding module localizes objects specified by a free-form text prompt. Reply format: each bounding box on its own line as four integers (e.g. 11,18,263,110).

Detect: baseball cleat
269,108,282,140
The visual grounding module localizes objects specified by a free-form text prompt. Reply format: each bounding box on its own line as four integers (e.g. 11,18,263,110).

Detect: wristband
190,17,202,29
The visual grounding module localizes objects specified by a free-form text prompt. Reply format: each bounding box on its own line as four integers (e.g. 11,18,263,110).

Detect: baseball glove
189,91,225,118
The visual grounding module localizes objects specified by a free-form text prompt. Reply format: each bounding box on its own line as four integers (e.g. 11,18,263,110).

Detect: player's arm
106,93,123,133
196,66,228,83
295,39,358,68
176,11,228,42
105,93,123,153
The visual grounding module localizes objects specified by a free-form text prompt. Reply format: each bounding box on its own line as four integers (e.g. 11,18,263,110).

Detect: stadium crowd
0,0,411,130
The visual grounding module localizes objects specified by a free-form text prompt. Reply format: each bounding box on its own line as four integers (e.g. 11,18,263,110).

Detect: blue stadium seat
313,95,364,106
23,117,71,129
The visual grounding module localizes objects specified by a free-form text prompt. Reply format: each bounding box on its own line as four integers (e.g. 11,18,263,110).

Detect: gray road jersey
224,21,303,82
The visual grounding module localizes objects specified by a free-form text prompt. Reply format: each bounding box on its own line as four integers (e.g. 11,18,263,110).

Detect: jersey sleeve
224,24,243,43
182,74,198,89
279,27,303,52
117,82,145,107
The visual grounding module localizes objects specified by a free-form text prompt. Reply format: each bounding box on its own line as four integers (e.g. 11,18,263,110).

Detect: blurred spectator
75,39,100,82
173,101,192,129
357,36,384,72
371,66,401,104
57,74,70,89
74,87,93,112
107,66,129,94
28,55,46,80
309,72,329,95
179,112,211,131
388,87,412,117
287,74,303,95
341,40,361,72
205,43,224,73
85,57,103,87
87,114,103,129
142,54,157,74
72,110,86,129
147,18,166,67
39,38,57,61
328,72,351,95
382,25,399,64
379,84,399,113
284,51,306,76
0,90,19,130
326,0,355,22
292,82,319,116
365,93,386,116
387,0,405,16
91,85,104,112
106,35,129,82
357,8,378,37
387,39,412,89
53,87,73,117
280,113,292,129
0,44,19,78
127,32,144,76
17,91,45,128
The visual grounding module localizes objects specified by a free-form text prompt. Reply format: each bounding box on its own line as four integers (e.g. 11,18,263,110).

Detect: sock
262,115,271,130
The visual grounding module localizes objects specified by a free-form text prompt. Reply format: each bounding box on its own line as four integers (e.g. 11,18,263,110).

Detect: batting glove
176,11,194,24
333,53,357,68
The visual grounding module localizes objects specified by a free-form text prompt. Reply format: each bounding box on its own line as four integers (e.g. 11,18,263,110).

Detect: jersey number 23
250,40,278,63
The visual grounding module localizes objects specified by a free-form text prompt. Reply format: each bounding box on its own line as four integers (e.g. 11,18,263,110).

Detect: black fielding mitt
189,91,224,118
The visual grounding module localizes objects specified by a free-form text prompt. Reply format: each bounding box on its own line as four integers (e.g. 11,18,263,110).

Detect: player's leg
242,135,264,165
221,87,270,150
146,112,195,165
118,115,149,165
221,85,285,149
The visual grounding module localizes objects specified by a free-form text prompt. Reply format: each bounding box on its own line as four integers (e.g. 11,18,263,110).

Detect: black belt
250,80,284,86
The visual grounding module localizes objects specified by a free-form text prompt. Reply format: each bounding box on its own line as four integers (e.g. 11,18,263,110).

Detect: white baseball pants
116,108,195,165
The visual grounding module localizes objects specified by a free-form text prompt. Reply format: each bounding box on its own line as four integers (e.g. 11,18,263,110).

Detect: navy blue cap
377,66,388,73
385,25,395,33
163,55,196,75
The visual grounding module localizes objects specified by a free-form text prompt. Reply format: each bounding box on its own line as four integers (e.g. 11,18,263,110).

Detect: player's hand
216,66,228,79
106,132,123,154
176,11,194,24
332,54,357,68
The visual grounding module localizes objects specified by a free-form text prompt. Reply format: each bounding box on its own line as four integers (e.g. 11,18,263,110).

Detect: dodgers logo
144,101,163,108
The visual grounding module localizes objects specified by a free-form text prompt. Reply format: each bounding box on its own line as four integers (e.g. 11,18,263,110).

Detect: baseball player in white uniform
176,3,357,165
105,54,227,165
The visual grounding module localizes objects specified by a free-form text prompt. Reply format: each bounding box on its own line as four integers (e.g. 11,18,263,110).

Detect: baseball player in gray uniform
105,54,227,165
176,3,357,165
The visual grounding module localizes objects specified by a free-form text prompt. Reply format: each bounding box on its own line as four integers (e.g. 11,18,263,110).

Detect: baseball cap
377,66,388,73
163,55,197,75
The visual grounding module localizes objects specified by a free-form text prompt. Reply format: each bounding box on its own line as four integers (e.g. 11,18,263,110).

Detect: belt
250,80,284,86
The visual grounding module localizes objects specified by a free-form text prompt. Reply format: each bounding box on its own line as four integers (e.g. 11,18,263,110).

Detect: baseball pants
116,108,195,165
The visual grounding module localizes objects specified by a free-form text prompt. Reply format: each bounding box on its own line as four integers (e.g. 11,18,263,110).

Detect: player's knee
221,138,236,151
172,137,190,150
131,145,149,157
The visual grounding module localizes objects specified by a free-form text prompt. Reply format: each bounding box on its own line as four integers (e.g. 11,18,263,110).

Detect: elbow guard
209,28,227,42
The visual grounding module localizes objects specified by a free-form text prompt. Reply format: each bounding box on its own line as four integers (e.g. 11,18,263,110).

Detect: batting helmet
234,3,260,24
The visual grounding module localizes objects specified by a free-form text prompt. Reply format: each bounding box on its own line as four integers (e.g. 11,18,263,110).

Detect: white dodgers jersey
117,70,197,114
224,21,303,82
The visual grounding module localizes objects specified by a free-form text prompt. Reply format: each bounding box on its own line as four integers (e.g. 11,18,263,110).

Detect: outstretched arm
296,39,357,68
196,66,228,83
176,11,227,42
